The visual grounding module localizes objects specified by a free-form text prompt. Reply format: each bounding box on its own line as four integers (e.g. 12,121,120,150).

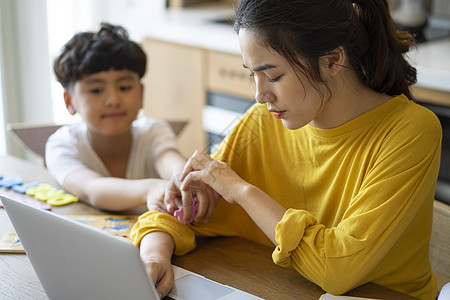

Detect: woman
131,0,441,299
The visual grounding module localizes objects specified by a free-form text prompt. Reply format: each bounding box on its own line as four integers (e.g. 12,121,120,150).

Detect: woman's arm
139,231,175,299
130,211,198,299
180,151,286,244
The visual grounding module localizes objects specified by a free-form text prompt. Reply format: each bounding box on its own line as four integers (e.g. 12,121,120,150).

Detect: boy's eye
89,88,103,94
119,85,132,92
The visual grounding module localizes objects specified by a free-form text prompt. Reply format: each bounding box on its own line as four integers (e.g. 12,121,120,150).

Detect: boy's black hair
53,22,146,89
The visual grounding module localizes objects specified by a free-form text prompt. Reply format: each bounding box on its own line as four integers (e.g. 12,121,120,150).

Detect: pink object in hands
174,197,199,224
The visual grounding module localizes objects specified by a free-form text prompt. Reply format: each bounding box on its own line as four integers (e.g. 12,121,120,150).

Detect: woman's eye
267,75,282,83
249,72,281,83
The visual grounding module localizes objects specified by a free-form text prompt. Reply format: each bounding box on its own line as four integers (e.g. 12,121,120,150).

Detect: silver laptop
1,195,262,300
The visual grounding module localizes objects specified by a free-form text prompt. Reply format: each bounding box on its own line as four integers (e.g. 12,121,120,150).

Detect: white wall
0,3,7,155
0,0,53,157
0,54,5,155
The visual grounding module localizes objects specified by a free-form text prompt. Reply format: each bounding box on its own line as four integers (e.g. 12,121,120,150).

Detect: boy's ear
320,46,347,76
139,83,144,109
63,90,77,115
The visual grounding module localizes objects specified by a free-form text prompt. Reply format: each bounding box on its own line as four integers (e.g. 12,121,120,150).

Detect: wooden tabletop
0,155,418,300
172,236,419,300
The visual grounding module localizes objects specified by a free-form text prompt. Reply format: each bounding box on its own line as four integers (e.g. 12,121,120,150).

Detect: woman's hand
180,151,286,245
164,172,220,224
140,232,175,299
180,151,249,206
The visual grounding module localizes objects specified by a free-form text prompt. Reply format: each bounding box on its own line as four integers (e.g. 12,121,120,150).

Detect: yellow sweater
131,95,441,299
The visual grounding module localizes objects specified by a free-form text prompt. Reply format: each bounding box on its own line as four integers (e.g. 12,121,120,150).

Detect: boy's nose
105,90,121,107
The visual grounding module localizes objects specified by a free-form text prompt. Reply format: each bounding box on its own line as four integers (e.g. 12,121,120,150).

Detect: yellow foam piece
25,184,52,197
47,194,78,206
25,183,78,206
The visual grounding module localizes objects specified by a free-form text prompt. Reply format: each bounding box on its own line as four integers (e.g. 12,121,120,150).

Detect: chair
166,120,188,136
7,120,188,161
430,200,450,298
7,122,63,159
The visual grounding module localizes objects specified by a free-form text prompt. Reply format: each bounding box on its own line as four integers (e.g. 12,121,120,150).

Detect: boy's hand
146,179,170,213
164,173,220,224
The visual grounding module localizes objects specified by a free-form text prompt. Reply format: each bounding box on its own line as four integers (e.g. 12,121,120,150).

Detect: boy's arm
63,169,169,211
61,150,186,211
154,149,187,180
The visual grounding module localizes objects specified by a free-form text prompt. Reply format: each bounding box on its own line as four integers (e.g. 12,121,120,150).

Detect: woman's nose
254,75,275,104
255,82,274,104
255,91,269,103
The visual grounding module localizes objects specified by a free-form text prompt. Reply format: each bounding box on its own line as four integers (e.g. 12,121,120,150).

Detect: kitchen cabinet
141,38,207,157
408,38,450,106
412,86,450,107
207,50,255,99
141,38,255,157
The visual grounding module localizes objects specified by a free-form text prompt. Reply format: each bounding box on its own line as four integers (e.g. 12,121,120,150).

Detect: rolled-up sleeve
273,209,327,285
131,211,196,255
273,209,320,266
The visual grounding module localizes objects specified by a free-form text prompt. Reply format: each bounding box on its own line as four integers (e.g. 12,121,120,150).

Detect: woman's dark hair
233,0,417,99
54,23,146,89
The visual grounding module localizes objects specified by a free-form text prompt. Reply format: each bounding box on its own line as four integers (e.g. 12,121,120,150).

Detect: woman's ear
320,46,347,76
63,90,77,115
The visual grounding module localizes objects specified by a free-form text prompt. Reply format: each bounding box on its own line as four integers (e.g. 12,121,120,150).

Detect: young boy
45,23,187,211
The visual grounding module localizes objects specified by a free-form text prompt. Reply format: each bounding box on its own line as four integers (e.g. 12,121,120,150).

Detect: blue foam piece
12,181,40,193
0,177,23,188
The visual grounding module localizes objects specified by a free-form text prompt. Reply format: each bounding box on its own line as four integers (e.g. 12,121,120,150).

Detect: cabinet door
141,38,207,157
412,86,450,107
207,50,255,100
